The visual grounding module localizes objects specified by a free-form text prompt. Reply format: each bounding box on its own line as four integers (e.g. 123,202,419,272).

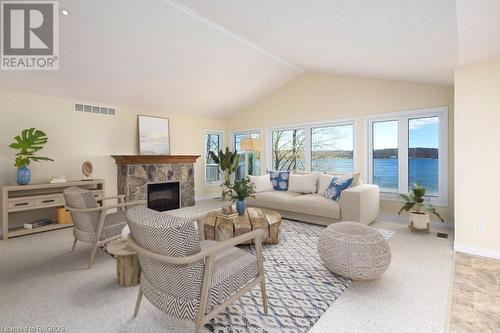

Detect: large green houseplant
9,128,54,185
209,147,240,199
399,184,444,231
228,177,255,215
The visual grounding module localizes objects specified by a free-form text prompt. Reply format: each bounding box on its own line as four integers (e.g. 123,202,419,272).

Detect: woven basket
56,207,72,224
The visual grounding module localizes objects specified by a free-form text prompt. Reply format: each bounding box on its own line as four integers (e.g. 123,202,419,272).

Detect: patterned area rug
206,220,395,333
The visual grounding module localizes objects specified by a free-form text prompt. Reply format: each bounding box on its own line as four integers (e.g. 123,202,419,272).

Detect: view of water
268,157,439,196
374,158,439,196
313,158,438,196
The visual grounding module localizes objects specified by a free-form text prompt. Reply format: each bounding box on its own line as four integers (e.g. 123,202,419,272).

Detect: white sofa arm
339,184,380,225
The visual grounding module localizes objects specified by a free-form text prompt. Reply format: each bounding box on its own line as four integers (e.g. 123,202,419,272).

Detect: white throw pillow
317,173,334,195
288,173,318,194
248,174,274,193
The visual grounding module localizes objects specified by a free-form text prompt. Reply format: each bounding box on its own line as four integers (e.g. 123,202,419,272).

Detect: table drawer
35,194,65,207
8,197,37,210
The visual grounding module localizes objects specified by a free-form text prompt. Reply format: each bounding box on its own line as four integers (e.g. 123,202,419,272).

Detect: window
205,131,222,185
311,124,354,173
233,131,261,179
366,107,448,205
272,128,305,171
268,120,355,173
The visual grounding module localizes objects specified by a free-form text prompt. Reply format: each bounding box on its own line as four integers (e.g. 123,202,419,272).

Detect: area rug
206,220,395,333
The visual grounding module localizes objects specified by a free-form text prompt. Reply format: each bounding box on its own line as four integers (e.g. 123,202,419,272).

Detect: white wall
454,58,500,258
0,89,227,231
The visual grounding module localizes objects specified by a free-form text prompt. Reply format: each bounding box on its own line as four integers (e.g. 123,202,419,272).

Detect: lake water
312,158,438,196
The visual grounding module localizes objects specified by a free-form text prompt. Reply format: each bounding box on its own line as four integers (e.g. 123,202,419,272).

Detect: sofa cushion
287,194,341,219
288,173,318,194
324,176,354,201
248,174,274,193
325,172,361,187
269,171,290,191
247,191,302,211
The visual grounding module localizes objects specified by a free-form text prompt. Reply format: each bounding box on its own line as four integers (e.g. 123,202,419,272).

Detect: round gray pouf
317,222,391,280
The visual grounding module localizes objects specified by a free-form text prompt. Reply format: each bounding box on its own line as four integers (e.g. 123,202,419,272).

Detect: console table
2,180,104,240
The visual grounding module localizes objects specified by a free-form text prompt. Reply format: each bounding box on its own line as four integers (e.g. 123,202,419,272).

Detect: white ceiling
456,0,500,65
179,0,459,85
0,0,299,118
0,0,499,117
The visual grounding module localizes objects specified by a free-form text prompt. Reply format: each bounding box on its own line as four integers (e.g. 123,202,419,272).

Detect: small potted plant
9,128,54,185
399,184,444,232
209,147,240,200
228,177,255,215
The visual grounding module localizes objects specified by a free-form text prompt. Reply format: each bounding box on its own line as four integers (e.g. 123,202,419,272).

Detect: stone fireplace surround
111,155,200,208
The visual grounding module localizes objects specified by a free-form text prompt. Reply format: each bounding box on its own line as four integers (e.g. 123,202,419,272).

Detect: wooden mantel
111,155,200,165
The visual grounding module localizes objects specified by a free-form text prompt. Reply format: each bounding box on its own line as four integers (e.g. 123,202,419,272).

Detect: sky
373,117,439,149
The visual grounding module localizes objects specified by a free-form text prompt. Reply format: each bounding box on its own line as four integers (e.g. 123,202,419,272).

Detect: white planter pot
409,212,430,231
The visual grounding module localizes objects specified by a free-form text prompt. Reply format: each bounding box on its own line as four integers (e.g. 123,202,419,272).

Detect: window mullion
399,117,409,194
304,127,312,172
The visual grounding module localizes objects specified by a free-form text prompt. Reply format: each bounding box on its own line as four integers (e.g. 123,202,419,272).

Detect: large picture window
268,120,355,173
205,131,222,185
366,107,448,205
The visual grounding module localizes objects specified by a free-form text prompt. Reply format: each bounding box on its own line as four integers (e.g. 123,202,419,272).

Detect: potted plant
209,147,240,200
9,128,54,185
398,184,444,232
228,177,255,215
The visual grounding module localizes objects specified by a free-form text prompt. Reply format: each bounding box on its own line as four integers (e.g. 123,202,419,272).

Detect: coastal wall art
138,115,170,155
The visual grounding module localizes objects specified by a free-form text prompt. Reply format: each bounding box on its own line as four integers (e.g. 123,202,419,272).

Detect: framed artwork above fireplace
138,115,170,155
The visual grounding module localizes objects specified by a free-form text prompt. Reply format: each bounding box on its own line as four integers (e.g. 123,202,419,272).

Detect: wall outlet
478,220,486,231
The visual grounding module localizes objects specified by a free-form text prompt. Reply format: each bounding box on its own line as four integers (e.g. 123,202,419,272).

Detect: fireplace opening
147,182,180,212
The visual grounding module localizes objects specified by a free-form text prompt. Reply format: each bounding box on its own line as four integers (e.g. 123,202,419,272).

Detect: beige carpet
0,219,453,333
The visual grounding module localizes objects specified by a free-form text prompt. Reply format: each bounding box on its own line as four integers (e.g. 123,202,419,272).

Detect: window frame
266,118,356,173
364,106,448,206
231,129,262,178
204,130,224,186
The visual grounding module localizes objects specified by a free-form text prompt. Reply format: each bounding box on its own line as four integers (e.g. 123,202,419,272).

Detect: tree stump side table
203,207,282,245
106,239,141,287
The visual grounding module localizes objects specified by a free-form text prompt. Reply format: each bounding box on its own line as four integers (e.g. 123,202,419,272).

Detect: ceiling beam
159,0,304,73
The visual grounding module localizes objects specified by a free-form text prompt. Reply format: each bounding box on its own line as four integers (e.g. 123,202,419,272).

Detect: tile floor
449,253,500,332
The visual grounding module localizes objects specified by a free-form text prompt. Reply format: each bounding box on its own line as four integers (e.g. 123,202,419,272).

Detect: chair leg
88,240,99,269
133,287,143,318
260,277,268,314
71,237,78,251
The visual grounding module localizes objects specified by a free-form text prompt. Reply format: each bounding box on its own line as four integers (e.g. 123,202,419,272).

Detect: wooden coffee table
203,207,282,245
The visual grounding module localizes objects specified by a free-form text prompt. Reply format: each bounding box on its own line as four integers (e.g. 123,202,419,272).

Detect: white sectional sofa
247,173,380,226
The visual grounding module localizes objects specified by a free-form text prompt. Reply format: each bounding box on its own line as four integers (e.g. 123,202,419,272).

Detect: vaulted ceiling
0,0,498,118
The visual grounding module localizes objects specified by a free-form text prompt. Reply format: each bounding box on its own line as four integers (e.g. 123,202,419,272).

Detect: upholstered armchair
126,206,268,333
63,187,144,269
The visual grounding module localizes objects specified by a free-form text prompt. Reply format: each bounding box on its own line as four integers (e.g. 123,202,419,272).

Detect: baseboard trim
195,194,221,201
378,213,454,229
454,243,500,260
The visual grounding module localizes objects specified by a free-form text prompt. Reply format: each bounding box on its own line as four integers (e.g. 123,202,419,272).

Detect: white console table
2,180,104,240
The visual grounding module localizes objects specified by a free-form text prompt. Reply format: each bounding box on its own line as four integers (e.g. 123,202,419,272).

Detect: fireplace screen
147,182,180,212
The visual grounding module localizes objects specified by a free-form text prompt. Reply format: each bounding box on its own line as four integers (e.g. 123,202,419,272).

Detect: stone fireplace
111,155,200,208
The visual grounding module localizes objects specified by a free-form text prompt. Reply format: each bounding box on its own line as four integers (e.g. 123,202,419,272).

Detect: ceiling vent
74,103,116,116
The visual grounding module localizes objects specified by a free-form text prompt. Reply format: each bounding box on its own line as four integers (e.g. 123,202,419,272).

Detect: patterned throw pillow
269,171,290,191
324,176,353,201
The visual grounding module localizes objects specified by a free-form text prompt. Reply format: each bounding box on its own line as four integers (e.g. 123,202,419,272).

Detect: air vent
74,103,116,116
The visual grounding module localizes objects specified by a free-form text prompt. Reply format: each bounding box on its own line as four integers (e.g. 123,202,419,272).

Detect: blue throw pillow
324,176,353,201
269,171,290,191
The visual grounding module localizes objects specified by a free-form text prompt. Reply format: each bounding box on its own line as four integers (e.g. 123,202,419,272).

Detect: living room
0,1,499,332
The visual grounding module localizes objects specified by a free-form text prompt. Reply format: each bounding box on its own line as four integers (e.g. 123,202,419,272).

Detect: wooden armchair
63,187,144,269
126,206,267,333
